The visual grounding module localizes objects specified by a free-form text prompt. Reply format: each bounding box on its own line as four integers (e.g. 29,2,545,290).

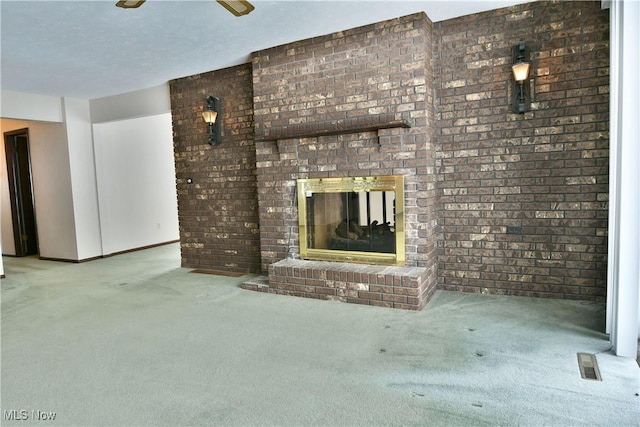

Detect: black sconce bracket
512,42,531,114
205,96,222,146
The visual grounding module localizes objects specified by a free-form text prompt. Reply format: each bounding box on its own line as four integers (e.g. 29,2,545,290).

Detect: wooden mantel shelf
256,114,411,142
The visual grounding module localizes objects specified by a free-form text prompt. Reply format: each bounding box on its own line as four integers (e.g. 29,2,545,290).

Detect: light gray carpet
1,244,638,426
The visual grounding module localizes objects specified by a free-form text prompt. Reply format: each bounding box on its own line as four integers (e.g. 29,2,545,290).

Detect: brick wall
434,1,610,299
169,64,261,273
251,13,438,292
169,1,610,304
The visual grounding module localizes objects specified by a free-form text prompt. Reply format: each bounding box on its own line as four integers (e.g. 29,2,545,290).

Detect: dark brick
170,64,261,274
173,1,608,307
434,0,608,301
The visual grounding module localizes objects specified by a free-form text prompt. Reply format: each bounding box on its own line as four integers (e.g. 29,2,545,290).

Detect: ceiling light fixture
202,96,222,146
115,0,145,8
217,0,255,16
116,0,255,17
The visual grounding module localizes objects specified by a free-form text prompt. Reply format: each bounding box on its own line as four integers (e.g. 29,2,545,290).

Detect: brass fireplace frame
297,175,405,265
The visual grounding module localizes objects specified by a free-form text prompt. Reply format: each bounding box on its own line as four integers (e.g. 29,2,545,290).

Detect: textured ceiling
1,0,528,100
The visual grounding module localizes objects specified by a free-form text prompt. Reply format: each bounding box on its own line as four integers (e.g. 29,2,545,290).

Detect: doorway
4,129,39,256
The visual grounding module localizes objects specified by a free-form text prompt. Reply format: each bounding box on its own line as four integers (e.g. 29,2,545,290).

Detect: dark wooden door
4,129,38,256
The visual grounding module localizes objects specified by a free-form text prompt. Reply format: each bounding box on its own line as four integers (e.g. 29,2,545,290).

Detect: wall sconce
512,41,531,114
202,96,221,146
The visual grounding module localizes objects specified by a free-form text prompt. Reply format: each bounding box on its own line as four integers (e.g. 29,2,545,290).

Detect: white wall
2,87,178,262
0,135,4,274
90,84,171,123
93,113,179,255
30,122,79,260
606,0,640,357
1,118,78,260
63,98,103,260
0,121,16,255
0,90,63,123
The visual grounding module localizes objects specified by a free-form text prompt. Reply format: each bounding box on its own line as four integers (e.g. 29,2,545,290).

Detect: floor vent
191,269,245,278
577,352,602,381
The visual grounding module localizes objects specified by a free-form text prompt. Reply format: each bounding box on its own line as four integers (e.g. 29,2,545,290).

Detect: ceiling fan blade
116,0,146,9
217,0,255,17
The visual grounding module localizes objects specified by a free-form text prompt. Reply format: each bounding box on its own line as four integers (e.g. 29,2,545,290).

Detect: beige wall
1,118,78,259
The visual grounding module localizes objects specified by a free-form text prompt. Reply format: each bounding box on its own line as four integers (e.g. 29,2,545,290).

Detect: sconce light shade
203,96,222,146
512,42,531,114
512,62,531,83
202,110,218,124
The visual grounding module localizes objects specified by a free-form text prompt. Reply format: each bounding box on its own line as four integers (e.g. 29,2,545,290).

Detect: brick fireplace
237,13,439,309
170,2,610,310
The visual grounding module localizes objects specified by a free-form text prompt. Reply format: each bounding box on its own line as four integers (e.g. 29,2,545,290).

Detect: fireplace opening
297,176,405,265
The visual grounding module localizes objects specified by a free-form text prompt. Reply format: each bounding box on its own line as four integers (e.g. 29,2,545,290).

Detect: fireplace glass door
297,176,404,265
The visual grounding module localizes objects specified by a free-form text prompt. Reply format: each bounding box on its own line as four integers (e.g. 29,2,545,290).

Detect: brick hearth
241,259,435,311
